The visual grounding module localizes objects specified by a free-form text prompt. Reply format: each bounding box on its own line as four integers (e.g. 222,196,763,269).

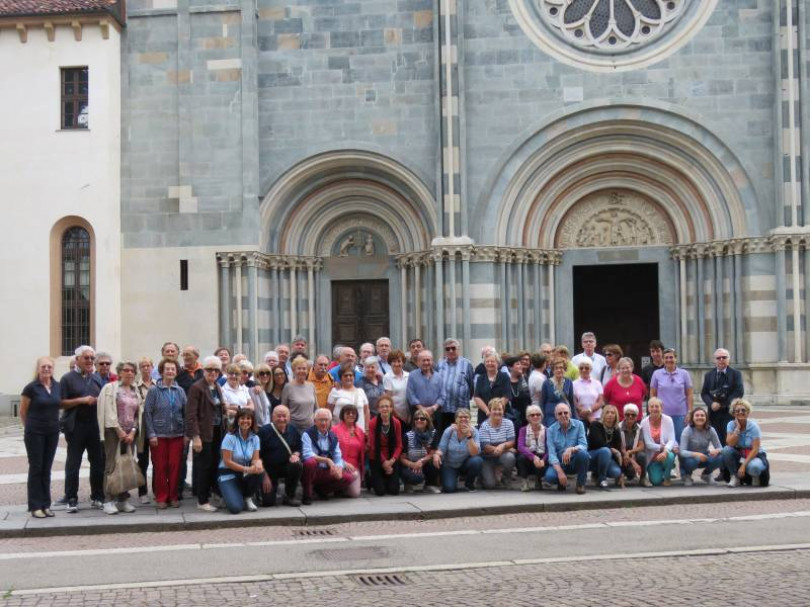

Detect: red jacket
367,416,403,462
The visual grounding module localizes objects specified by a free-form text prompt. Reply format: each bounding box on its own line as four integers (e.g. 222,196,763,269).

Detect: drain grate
312,546,389,561
353,574,410,587
293,528,337,537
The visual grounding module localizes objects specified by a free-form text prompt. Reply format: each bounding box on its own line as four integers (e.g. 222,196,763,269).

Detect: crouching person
301,409,354,505
258,405,303,507
723,399,770,487
218,409,263,514
544,402,590,494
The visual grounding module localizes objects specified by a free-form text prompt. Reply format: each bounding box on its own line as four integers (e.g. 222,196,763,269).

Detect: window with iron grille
61,227,91,355
61,67,89,129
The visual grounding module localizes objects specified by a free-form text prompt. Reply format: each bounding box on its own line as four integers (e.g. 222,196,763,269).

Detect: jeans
671,415,686,447
543,450,590,487
24,430,59,511
680,453,723,477
647,451,676,486
440,456,483,493
64,417,105,502
722,446,767,479
516,453,546,479
218,471,262,514
400,461,439,486
588,447,621,483
480,451,516,489
369,460,400,496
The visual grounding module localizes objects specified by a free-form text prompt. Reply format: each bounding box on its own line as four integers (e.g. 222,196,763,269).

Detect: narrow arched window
61,227,91,355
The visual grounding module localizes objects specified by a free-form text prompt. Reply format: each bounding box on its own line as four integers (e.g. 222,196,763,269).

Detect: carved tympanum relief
557,191,675,248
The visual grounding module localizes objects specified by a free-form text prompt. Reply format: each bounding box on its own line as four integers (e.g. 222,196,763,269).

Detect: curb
3,486,809,539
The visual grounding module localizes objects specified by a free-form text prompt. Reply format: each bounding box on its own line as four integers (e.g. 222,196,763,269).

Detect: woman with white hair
516,404,546,491
618,403,649,486
186,356,226,512
358,356,385,417
98,360,143,515
572,356,604,422
722,399,769,487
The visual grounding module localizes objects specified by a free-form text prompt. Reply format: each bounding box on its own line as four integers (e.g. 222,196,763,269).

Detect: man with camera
700,348,744,446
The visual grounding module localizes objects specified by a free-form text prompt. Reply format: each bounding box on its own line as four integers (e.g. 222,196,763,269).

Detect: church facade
2,1,808,407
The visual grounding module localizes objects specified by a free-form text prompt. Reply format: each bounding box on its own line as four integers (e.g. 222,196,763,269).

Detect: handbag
106,447,146,495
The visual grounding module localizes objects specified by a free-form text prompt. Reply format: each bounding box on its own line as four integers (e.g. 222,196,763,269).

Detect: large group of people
18,332,769,518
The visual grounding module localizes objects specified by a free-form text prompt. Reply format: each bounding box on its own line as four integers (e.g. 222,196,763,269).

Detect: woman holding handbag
98,360,144,515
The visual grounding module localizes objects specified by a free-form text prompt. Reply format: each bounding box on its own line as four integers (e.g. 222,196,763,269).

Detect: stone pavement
1,407,809,538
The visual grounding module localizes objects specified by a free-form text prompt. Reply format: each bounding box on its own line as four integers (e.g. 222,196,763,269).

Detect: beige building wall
0,22,121,404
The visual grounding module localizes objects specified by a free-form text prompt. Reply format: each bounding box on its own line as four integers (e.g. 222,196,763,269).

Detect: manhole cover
293,528,337,537
353,574,410,587
312,546,389,561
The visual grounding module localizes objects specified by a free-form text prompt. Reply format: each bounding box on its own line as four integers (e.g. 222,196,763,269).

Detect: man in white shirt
571,332,607,379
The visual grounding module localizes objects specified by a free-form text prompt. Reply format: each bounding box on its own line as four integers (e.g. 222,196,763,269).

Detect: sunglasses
625,412,637,417
414,416,428,421
734,409,748,414
204,368,219,373
258,371,271,376
528,413,541,417
445,346,457,351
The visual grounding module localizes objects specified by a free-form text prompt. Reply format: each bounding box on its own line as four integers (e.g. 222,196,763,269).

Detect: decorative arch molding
49,215,96,357
475,103,761,248
260,150,438,255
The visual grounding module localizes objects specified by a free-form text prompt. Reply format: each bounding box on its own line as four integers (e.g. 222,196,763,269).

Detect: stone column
289,263,298,339
234,257,243,355
694,247,706,364
731,241,746,364
534,260,542,343
218,254,232,349
499,256,508,349
434,251,445,348
247,254,258,361
271,263,281,346
399,260,408,348
461,249,471,349
307,260,316,358
774,238,788,362
414,258,422,339
448,252,457,338
548,259,557,345
712,245,724,355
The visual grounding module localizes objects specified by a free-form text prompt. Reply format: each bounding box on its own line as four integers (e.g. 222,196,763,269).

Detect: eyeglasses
578,366,589,371
273,372,286,376
604,353,615,357
556,411,570,416
414,416,428,421
258,371,271,377
444,346,457,351
528,413,541,417
625,412,637,417
227,372,239,376
204,368,219,373
342,373,354,378
97,361,111,366
82,356,96,361
734,409,748,414
716,356,728,360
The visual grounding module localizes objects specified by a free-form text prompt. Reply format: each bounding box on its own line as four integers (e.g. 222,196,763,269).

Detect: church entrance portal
331,280,390,351
573,263,659,371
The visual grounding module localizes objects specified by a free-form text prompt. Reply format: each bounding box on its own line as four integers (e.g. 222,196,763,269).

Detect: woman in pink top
603,357,647,420
331,403,364,498
572,357,604,422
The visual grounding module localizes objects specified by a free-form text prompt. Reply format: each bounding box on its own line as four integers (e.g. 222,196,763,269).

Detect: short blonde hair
731,398,752,415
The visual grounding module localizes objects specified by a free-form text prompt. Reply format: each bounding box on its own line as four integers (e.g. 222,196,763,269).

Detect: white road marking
10,543,810,596
2,511,810,563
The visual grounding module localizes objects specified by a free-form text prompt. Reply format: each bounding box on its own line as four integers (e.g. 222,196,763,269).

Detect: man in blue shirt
437,338,474,440
407,350,445,430
544,402,590,494
328,346,362,384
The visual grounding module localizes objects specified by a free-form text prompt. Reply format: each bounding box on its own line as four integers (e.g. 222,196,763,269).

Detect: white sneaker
91,500,104,510
244,497,258,512
102,501,119,515
702,474,718,486
727,476,740,488
683,475,694,487
641,478,652,487
197,502,217,512
424,485,441,494
116,500,136,513
521,479,531,492
139,495,151,505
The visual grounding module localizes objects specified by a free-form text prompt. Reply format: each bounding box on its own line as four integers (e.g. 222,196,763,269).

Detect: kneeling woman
479,398,516,490
587,404,623,489
433,409,483,493
723,399,769,487
641,397,677,486
367,396,403,496
218,409,263,514
400,411,440,492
